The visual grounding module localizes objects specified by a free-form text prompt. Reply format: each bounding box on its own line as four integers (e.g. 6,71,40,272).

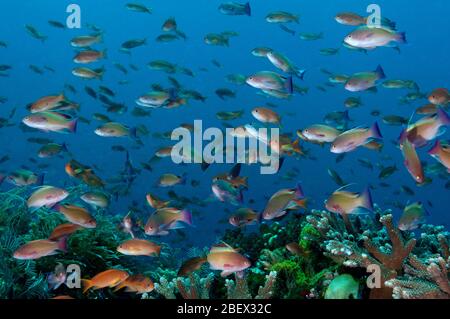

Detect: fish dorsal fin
334,183,357,193
211,242,236,253
407,111,416,127
229,164,241,178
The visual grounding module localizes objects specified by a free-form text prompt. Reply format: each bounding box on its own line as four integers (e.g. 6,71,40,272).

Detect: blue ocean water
0,0,449,252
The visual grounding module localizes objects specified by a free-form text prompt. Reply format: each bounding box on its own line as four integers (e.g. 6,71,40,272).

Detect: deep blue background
1,1,449,247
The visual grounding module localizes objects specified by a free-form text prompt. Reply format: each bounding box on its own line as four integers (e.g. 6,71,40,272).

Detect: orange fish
178,257,208,277
13,237,68,260
117,239,161,257
207,243,251,277
55,204,97,228
82,269,129,294
49,223,82,241
428,140,450,172
146,193,171,209
400,131,425,184
113,274,154,294
30,94,66,113
428,88,450,106
406,108,450,147
73,50,106,64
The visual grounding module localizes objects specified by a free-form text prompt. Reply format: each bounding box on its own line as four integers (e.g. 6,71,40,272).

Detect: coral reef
1,187,448,300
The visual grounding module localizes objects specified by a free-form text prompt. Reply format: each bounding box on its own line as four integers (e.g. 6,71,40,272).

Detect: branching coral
306,209,416,298
225,271,277,299
385,235,450,299
176,273,214,299
154,276,177,299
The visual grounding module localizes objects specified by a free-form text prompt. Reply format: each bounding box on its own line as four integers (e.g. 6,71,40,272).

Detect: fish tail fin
398,129,408,144
295,69,306,80
57,236,68,253
241,176,249,188
343,110,351,122
396,32,407,44
62,142,69,153
284,76,294,94
370,122,383,139
229,163,242,178
245,2,251,16
387,20,397,30
180,173,187,185
201,161,210,171
277,157,286,172
361,187,374,211
68,119,78,133
181,209,193,226
36,173,45,186
0,174,5,185
292,198,308,209
155,245,162,257
294,15,300,24
295,183,305,199
81,279,93,294
437,108,450,126
237,188,244,204
129,127,138,139
257,211,264,223
103,49,108,59
428,140,441,156
375,65,386,80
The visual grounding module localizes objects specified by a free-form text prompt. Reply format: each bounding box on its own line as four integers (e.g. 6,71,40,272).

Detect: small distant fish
14,237,68,260
71,34,102,48
72,67,105,80
48,20,66,29
398,202,428,231
25,25,47,42
117,239,161,256
379,165,398,179
328,169,346,186
299,32,324,41
345,65,386,92
331,122,382,154
54,204,97,228
325,185,373,215
279,25,296,36
178,257,208,277
320,48,339,56
95,122,137,138
266,11,299,24
121,38,147,49
229,208,259,227
157,173,186,187
126,3,152,14
218,2,251,16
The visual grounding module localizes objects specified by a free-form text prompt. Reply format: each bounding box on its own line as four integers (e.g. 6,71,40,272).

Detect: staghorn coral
385,235,450,299
176,273,214,299
306,208,416,299
225,271,277,299
154,276,177,299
